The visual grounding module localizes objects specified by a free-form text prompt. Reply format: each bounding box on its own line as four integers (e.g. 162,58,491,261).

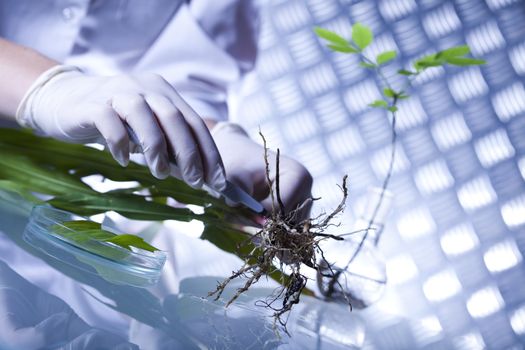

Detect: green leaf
445,57,486,66
0,180,45,204
314,27,349,47
369,100,388,108
398,93,410,99
398,69,415,76
51,220,159,260
376,50,397,65
327,44,358,53
436,45,470,59
387,106,398,112
48,192,195,222
383,88,396,98
359,62,376,69
414,54,444,70
0,127,256,261
106,234,158,252
352,23,373,50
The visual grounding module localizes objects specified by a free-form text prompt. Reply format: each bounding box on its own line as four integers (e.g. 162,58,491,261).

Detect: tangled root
208,132,351,335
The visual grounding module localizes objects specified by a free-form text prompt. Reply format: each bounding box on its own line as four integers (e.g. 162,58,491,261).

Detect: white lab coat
0,0,259,345
0,0,258,121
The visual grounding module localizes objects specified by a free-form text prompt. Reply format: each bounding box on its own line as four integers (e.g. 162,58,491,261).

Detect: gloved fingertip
153,171,169,180
114,153,129,167
210,168,227,192
150,155,170,179
188,177,204,189
157,161,171,179
151,167,169,180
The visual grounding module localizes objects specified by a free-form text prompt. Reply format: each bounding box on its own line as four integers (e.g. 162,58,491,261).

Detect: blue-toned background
235,0,525,348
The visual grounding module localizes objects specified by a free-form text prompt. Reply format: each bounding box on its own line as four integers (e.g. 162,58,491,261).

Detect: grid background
234,0,525,348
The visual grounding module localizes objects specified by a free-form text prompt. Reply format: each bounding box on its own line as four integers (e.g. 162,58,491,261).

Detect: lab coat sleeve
133,0,259,121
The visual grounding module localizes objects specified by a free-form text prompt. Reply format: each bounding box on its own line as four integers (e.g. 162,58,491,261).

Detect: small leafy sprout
314,23,486,305
315,24,485,111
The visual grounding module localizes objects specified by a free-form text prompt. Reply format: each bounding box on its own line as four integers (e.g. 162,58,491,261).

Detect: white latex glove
16,65,226,190
211,122,313,221
0,260,137,350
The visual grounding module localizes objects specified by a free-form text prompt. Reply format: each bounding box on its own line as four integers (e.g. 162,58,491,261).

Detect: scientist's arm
0,38,226,190
0,38,56,118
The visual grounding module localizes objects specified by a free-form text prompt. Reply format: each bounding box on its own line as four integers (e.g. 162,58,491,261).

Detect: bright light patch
81,175,139,194
510,305,525,335
299,63,338,96
466,21,505,56
519,157,525,181
396,97,428,131
422,269,462,302
387,254,418,285
412,315,443,345
509,41,525,75
431,113,472,151
474,129,515,168
414,160,455,195
420,316,443,335
344,80,382,114
448,67,488,103
371,145,410,177
483,239,523,273
379,0,417,22
491,82,525,122
457,176,497,212
326,125,366,160
258,47,293,79
273,2,311,35
486,0,520,11
397,207,436,240
269,77,304,114
283,110,319,143
440,223,480,257
314,93,349,131
164,219,204,238
294,139,332,177
452,331,486,350
286,29,323,67
422,3,461,39
466,286,505,318
500,195,525,228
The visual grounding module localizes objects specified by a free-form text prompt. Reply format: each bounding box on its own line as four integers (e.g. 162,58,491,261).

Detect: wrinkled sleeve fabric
133,0,259,121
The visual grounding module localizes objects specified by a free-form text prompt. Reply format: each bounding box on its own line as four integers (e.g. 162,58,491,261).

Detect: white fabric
0,258,137,350
0,0,258,122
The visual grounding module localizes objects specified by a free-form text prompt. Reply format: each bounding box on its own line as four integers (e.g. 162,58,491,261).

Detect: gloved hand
16,65,226,190
0,260,138,350
211,122,313,221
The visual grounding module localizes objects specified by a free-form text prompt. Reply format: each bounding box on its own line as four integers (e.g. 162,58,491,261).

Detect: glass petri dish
23,205,166,287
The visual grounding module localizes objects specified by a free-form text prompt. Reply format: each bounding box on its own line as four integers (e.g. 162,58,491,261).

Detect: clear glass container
317,187,393,308
23,205,166,287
